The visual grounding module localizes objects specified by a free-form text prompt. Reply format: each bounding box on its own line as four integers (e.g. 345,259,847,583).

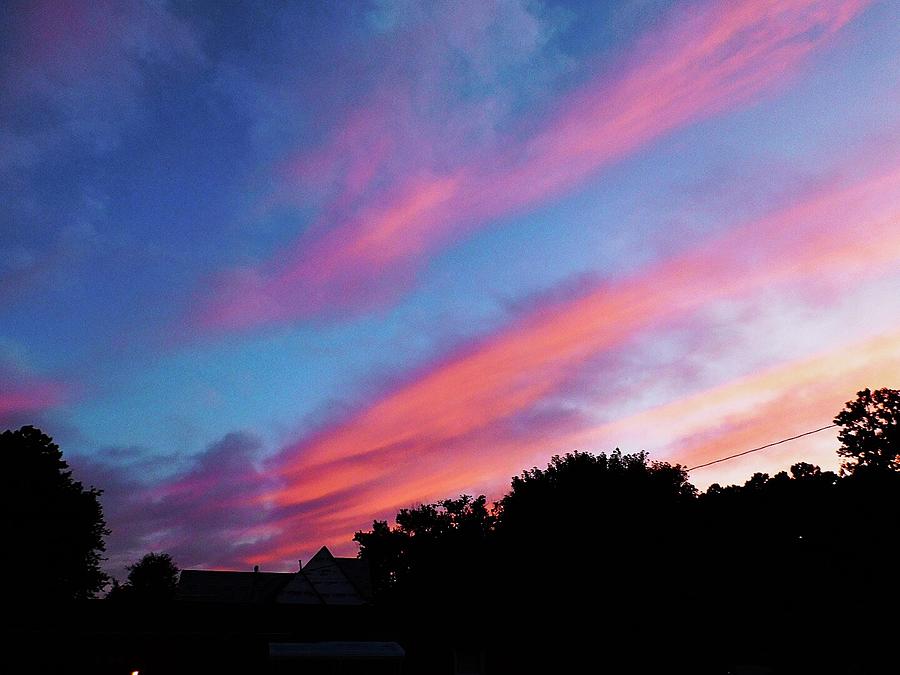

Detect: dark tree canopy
355,450,695,611
835,387,900,475
109,552,180,601
354,494,495,601
3,426,109,601
335,399,900,670
498,448,695,526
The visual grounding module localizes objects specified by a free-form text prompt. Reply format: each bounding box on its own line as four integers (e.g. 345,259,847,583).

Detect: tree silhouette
351,427,900,671
355,494,494,602
109,552,180,601
355,449,696,618
834,387,900,475
3,426,109,602
496,449,694,561
495,450,696,612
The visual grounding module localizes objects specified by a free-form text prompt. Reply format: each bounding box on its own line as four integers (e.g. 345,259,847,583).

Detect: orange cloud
271,162,900,489
477,0,870,218
250,325,900,566
250,327,900,567
229,158,900,572
566,330,900,476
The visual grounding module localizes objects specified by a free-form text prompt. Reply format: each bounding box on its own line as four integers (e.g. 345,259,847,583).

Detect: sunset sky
2,0,899,575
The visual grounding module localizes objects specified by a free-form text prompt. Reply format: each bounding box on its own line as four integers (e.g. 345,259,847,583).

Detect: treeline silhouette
349,454,900,672
4,387,898,673
351,387,900,673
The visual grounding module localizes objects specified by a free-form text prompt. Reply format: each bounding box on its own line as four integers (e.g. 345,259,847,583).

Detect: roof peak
310,545,334,561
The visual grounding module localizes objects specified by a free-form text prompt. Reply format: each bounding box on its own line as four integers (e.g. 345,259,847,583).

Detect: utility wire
686,424,838,471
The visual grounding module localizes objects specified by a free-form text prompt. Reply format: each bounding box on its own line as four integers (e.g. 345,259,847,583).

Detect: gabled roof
275,569,325,604
176,547,373,605
304,545,336,569
335,557,373,600
301,546,373,605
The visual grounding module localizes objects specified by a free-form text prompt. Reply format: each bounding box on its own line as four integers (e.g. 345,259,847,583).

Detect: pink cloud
273,161,900,473
88,148,899,569
0,358,68,422
0,382,66,417
196,0,869,332
248,324,900,567
228,158,900,565
585,329,900,487
84,151,900,571
73,431,279,575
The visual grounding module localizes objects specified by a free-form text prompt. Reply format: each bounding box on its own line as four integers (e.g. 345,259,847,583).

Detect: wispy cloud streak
587,329,900,486
234,159,900,564
197,0,869,331
73,432,278,575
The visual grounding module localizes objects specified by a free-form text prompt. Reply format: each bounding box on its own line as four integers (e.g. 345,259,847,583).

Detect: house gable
176,547,372,605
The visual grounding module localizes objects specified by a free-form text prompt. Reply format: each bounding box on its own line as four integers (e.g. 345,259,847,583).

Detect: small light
132,670,139,675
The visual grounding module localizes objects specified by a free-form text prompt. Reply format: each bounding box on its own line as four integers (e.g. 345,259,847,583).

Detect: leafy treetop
834,387,900,475
3,425,109,601
109,551,180,601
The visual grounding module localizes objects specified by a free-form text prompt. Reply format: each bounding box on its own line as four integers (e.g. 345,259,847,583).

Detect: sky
1,0,899,576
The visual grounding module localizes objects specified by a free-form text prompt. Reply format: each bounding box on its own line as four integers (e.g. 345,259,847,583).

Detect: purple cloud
71,431,281,578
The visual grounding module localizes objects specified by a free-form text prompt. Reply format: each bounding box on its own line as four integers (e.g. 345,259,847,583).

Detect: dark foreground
13,596,897,675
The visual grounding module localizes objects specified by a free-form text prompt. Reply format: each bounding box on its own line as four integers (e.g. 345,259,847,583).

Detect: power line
686,424,838,471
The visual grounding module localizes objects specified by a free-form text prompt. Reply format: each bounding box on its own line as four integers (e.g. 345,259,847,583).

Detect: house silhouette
177,546,372,605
